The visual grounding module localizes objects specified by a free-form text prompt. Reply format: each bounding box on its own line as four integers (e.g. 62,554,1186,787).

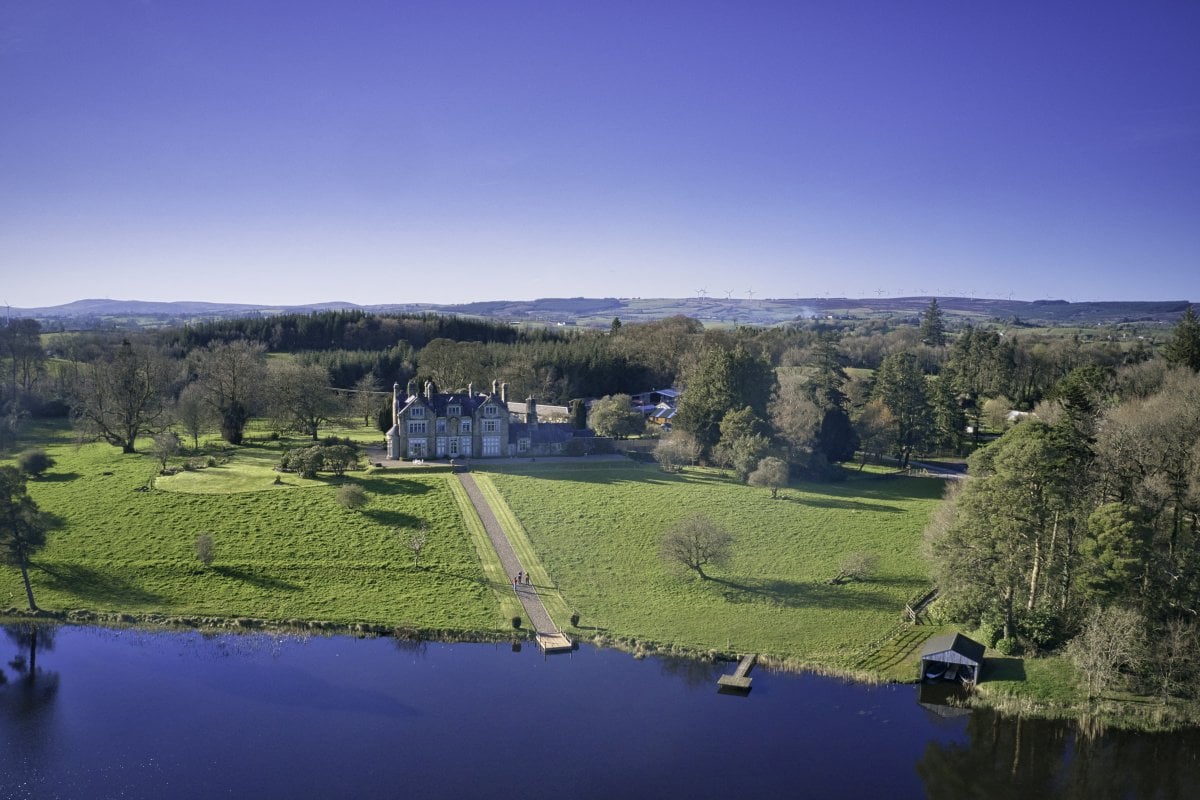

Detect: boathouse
919,633,985,684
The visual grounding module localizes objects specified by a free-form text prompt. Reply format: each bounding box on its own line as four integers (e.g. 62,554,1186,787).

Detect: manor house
386,379,576,460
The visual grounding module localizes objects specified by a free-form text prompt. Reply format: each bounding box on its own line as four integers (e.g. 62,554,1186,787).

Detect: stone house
386,379,578,460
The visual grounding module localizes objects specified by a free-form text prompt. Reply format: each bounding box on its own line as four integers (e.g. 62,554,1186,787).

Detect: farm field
2,426,505,634
478,461,945,664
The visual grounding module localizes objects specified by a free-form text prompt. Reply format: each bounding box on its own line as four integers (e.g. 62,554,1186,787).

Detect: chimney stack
492,379,499,396
526,396,538,429
501,383,509,404
424,381,433,401
406,379,416,398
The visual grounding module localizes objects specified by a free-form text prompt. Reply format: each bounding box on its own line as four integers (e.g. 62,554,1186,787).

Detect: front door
449,438,459,457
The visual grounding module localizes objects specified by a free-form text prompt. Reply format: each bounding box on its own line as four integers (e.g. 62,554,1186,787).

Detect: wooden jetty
536,632,574,654
717,654,757,691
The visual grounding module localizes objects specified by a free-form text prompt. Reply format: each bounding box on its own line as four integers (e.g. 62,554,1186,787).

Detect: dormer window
447,404,461,417
484,404,498,417
410,406,424,418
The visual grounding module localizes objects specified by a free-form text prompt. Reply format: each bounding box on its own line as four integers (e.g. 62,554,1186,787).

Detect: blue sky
3,1,1198,307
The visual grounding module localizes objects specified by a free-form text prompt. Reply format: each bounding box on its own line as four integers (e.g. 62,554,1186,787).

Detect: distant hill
9,296,1194,330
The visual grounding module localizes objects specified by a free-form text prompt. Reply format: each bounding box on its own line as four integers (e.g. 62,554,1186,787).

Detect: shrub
321,435,359,450
335,484,369,510
995,637,1020,656
570,613,580,627
195,533,215,567
323,444,358,476
206,456,218,468
511,616,522,629
281,446,325,478
16,448,55,478
1016,607,1065,652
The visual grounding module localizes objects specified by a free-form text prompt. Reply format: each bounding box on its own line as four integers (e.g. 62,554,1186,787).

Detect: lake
1,625,1196,799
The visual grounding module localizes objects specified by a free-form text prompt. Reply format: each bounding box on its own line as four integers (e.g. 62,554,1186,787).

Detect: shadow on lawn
35,563,166,605
982,656,1026,683
363,508,421,528
709,575,925,611
781,495,904,513
212,565,302,591
353,476,433,497
35,472,81,483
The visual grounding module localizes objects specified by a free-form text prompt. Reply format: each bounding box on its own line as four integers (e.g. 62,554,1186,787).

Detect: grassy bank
478,461,943,663
2,427,506,634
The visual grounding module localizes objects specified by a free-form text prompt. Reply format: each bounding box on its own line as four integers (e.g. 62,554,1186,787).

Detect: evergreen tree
919,298,947,347
1162,306,1200,372
675,343,775,452
872,352,932,467
0,466,48,611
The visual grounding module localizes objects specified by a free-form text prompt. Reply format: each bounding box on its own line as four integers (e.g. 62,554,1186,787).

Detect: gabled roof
509,422,576,445
400,391,503,418
920,632,985,665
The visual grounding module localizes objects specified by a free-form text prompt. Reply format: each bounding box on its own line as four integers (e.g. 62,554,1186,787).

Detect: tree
659,515,733,580
336,484,369,510
280,446,325,478
854,400,896,469
322,444,358,476
1079,503,1148,605
873,352,933,467
70,340,175,453
1161,306,1200,372
569,399,587,430
816,406,859,463
675,342,775,452
267,361,340,440
653,431,701,472
174,381,215,451
0,318,46,394
350,372,382,427
0,466,48,611
830,551,879,584
768,375,823,469
919,298,947,347
1068,605,1145,698
150,431,181,473
16,449,54,479
587,394,644,439
195,533,215,567
192,340,267,445
405,524,428,569
748,456,789,498
982,396,1012,432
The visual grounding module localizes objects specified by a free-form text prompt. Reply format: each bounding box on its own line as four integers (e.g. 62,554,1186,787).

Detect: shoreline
6,607,1196,732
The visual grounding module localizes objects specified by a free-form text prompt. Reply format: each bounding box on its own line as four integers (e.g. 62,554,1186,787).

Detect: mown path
456,473,568,647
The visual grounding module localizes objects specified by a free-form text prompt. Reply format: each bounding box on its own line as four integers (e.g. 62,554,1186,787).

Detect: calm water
0,625,1196,799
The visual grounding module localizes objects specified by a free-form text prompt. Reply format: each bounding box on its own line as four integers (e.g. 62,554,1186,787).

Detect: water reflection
917,707,1200,799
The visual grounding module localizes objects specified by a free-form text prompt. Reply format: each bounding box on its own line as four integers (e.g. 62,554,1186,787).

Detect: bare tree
191,340,267,445
351,372,382,427
748,456,789,498
195,533,215,567
267,361,339,440
174,381,215,451
659,515,733,580
70,339,175,453
653,431,700,472
1068,606,1145,698
151,431,180,473
829,551,879,585
405,524,428,568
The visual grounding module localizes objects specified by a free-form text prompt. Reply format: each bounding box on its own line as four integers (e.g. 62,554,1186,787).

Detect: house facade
386,379,578,460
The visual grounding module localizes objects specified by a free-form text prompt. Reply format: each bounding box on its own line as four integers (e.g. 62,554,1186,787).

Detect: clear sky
3,1,1198,308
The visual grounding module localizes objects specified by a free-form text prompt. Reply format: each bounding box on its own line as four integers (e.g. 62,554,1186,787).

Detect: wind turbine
696,288,707,299
724,289,734,300
746,288,755,301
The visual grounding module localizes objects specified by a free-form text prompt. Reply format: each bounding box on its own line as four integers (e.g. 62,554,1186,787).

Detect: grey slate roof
920,632,985,665
508,422,575,445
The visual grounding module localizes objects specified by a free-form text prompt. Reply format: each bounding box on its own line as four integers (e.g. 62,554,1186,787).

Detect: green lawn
3,430,504,634
477,461,944,663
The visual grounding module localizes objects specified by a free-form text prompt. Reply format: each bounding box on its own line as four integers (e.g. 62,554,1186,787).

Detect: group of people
513,570,532,588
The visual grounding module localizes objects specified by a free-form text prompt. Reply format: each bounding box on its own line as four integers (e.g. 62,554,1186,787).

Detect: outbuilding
919,632,985,685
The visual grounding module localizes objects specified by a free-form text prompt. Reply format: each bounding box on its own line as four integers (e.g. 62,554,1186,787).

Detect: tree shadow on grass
34,563,166,605
982,656,1026,683
35,472,81,483
708,575,921,611
211,565,302,592
363,509,421,528
781,495,904,513
354,476,433,497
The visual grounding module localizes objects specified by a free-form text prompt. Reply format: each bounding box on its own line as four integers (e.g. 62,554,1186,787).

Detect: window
447,404,461,416
482,419,498,433
460,438,473,457
436,419,446,433
408,421,427,434
484,404,498,417
483,437,502,456
516,438,529,453
409,406,424,418
460,420,472,433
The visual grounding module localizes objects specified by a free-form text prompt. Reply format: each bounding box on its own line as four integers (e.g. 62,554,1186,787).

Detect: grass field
2,426,505,633
477,461,944,663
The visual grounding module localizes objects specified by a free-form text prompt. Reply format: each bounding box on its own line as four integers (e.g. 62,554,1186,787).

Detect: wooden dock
536,632,574,653
717,654,757,691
